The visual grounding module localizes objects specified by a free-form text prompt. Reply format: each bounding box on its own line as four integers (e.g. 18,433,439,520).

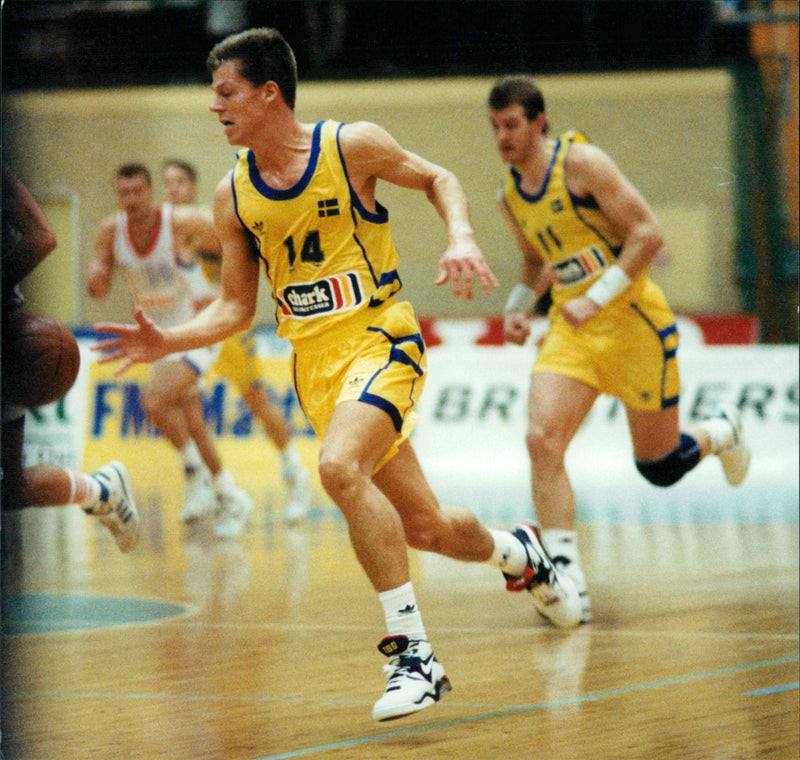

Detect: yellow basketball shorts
211,329,262,395
291,300,426,467
535,281,681,411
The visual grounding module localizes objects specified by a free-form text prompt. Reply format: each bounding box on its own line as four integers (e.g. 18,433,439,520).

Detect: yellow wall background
3,69,738,325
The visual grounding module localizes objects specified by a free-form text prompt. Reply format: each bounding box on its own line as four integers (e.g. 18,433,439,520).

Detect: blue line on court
9,655,797,758
744,681,799,696
249,654,799,760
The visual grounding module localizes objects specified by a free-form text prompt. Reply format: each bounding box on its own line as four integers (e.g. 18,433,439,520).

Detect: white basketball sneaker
504,523,582,629
714,404,751,486
86,461,140,553
213,486,254,539
372,635,452,721
180,466,216,523
552,557,592,624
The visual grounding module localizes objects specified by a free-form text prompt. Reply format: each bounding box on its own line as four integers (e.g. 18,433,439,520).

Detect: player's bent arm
208,173,261,334
87,219,117,299
568,143,664,279
341,122,476,241
338,121,496,299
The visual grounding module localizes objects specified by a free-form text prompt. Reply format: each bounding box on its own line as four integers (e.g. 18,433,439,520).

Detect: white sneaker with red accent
504,523,582,629
372,636,452,721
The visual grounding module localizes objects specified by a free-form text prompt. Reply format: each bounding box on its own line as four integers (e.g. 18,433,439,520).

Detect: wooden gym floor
1,453,797,760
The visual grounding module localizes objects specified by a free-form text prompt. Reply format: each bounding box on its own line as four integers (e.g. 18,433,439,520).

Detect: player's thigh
529,371,598,451
144,359,199,406
626,403,681,460
319,399,401,484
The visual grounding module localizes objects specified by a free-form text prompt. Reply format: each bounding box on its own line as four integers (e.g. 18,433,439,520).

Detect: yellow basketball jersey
231,120,402,343
502,130,645,308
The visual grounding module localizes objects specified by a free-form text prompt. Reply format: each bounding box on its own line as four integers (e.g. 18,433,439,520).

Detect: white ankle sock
488,529,529,576
379,581,427,640
180,441,203,473
212,468,236,496
72,471,102,511
702,417,734,454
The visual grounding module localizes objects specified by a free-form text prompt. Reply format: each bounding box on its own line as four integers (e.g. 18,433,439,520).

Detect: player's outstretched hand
93,307,167,375
436,237,499,301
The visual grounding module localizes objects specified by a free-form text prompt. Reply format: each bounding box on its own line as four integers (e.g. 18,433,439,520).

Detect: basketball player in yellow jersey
95,28,585,722
162,159,312,523
488,75,751,623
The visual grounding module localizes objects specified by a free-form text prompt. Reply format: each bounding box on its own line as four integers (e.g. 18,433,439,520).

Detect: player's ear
261,81,282,104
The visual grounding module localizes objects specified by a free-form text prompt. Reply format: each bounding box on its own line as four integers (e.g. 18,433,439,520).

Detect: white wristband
504,283,539,315
585,265,631,308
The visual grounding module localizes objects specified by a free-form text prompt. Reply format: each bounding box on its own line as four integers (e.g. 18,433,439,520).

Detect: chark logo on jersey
278,271,363,319
553,245,606,285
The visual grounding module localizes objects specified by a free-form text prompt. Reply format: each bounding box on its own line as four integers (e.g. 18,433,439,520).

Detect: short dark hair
115,162,151,185
162,158,197,183
488,75,546,122
206,27,298,110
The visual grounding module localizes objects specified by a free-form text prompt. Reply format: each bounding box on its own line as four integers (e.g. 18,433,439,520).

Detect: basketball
1,309,81,408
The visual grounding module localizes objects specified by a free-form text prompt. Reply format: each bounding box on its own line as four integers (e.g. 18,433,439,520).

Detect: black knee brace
635,433,701,487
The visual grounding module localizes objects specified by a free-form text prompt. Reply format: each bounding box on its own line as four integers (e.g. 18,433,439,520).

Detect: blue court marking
7,655,796,758
1,592,191,635
247,655,800,760
744,682,799,696
242,655,800,760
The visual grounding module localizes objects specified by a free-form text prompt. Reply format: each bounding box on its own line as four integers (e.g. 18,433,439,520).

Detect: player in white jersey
89,162,253,538
162,158,312,523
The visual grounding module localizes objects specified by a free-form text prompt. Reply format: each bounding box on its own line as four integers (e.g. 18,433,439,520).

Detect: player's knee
635,433,701,487
403,513,439,552
317,452,361,502
139,385,176,419
138,385,160,417
525,422,561,462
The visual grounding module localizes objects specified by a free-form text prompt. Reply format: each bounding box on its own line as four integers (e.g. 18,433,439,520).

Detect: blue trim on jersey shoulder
572,202,621,259
335,123,389,224
570,192,600,209
246,121,323,200
231,170,269,275
511,136,561,203
557,134,620,258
